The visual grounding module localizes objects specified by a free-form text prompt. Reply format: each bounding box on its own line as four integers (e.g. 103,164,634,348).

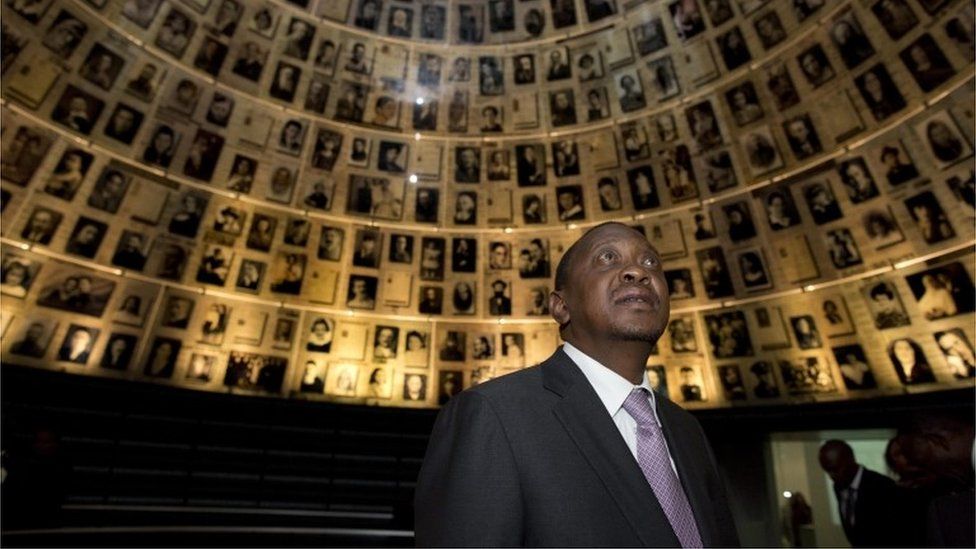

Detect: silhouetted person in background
819,439,907,547
1,424,70,530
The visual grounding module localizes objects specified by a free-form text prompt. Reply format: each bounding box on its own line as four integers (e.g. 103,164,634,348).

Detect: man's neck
564,337,652,384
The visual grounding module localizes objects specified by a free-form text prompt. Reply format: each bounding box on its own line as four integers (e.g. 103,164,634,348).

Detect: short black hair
554,222,638,291
870,282,893,300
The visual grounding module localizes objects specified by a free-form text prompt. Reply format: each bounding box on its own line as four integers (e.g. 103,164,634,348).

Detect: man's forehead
578,224,654,253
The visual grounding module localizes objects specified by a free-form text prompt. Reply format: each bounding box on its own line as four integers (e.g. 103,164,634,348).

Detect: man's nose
620,263,651,284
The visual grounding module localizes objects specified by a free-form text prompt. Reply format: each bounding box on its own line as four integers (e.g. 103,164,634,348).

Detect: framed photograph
764,63,800,111
861,206,905,250
716,27,751,71
616,70,646,113
348,137,371,169
268,252,306,295
832,344,877,390
155,7,197,58
8,317,59,358
753,11,786,50
904,190,955,244
933,328,976,379
824,228,863,269
50,85,105,135
345,175,404,220
1,253,40,299
182,129,224,182
247,5,280,38
863,281,910,329
346,274,377,309
725,81,765,127
224,351,287,393
789,315,822,349
676,366,706,403
2,126,54,187
748,360,781,398
80,44,126,91
265,166,296,204
668,316,698,353
887,337,936,385
913,110,972,169
819,295,855,338
36,269,116,317
64,217,108,259
42,11,87,57
696,247,734,298
101,332,139,371
830,11,875,69
122,0,162,27
704,311,754,358
419,4,445,39
904,262,975,320
718,365,747,401
741,126,783,176
235,259,265,293
196,245,234,286
700,149,738,193
148,239,190,282
160,293,195,329
458,4,485,43
736,249,772,291
899,34,955,92
778,356,836,395
854,64,906,123
669,0,705,41
103,103,144,145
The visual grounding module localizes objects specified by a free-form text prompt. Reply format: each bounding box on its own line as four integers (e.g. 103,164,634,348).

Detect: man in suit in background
819,439,905,547
415,222,739,546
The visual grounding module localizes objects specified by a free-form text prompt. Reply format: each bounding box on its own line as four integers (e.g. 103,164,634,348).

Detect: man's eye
598,250,617,262
643,257,660,268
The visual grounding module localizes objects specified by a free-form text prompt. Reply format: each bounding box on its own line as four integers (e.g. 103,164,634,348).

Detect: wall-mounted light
409,174,418,183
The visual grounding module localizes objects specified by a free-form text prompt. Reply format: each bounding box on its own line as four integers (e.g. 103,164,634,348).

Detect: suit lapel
543,349,679,547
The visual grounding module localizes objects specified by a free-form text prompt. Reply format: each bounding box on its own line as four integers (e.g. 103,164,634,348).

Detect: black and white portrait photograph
154,7,197,58
50,85,105,135
824,228,863,269
669,0,705,41
552,141,580,177
647,57,680,102
418,285,443,314
933,328,976,379
20,206,62,245
1,126,54,187
753,11,786,49
230,41,267,81
372,325,399,361
478,56,504,96
487,150,511,181
722,201,757,242
420,4,445,39
748,361,781,399
315,226,343,263
346,274,377,309
913,110,973,169
832,344,877,390
122,0,163,27
899,34,955,92
633,19,667,56
283,218,310,247
861,207,905,250
453,191,477,225
488,241,511,271
616,71,646,113
1,254,40,299
161,294,195,329
716,27,751,71
101,332,138,370
668,316,698,353
556,185,585,221
759,186,800,230
516,144,546,187
513,54,535,85
677,366,705,403
450,281,475,315
863,281,910,329
277,118,307,156
439,331,467,362
351,229,382,268
796,44,835,88
415,188,439,223
167,191,208,238
142,337,180,378
888,338,935,385
764,63,800,111
37,270,116,317
80,44,125,91
736,249,771,290
717,365,747,401
235,259,265,293
801,180,843,225
353,0,380,30
627,166,659,211
8,317,58,358
42,10,87,57
268,252,306,295
182,129,224,182
778,356,836,395
697,247,734,298
451,238,477,274
102,103,144,145
742,126,783,176
56,324,99,364
247,5,280,38
904,262,975,320
458,4,485,43
305,317,334,353
871,0,918,40
830,11,875,69
549,90,577,127
205,93,235,127
196,245,233,286
854,64,907,122
790,315,822,349
224,351,286,393
597,177,623,212
692,211,716,241
334,80,369,123
454,146,481,183
142,124,183,168
725,81,764,127
269,61,301,103
875,140,920,187
517,238,550,279
310,129,342,171
783,114,822,160
283,17,315,60
65,217,107,259
904,190,955,244
193,37,229,76
545,47,571,82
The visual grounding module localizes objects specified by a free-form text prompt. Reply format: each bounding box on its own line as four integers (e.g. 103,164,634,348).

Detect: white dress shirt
839,465,864,525
563,342,678,475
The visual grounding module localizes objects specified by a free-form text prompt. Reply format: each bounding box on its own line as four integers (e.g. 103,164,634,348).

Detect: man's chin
609,324,663,344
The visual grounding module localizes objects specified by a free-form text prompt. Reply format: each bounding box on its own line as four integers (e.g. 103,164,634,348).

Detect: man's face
112,110,135,133
460,149,476,168
558,192,575,211
31,212,53,232
552,224,670,345
26,323,44,341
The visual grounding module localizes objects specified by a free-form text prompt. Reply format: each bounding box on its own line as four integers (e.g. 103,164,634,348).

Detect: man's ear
549,290,570,327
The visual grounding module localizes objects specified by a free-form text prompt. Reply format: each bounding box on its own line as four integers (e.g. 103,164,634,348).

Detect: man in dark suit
415,222,739,546
819,439,905,547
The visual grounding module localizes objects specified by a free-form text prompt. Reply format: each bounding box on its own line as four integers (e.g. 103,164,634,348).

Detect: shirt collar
562,342,659,423
849,465,864,490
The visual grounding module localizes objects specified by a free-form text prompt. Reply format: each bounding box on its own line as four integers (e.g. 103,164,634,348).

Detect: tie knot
622,388,657,426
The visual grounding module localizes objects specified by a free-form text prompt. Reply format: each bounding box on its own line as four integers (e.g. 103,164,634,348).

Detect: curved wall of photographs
1,0,974,409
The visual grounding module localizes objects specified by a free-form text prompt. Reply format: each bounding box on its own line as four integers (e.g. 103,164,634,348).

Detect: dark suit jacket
836,468,905,547
414,348,740,547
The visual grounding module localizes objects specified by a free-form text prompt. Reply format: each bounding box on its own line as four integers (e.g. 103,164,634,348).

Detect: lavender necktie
622,388,703,548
